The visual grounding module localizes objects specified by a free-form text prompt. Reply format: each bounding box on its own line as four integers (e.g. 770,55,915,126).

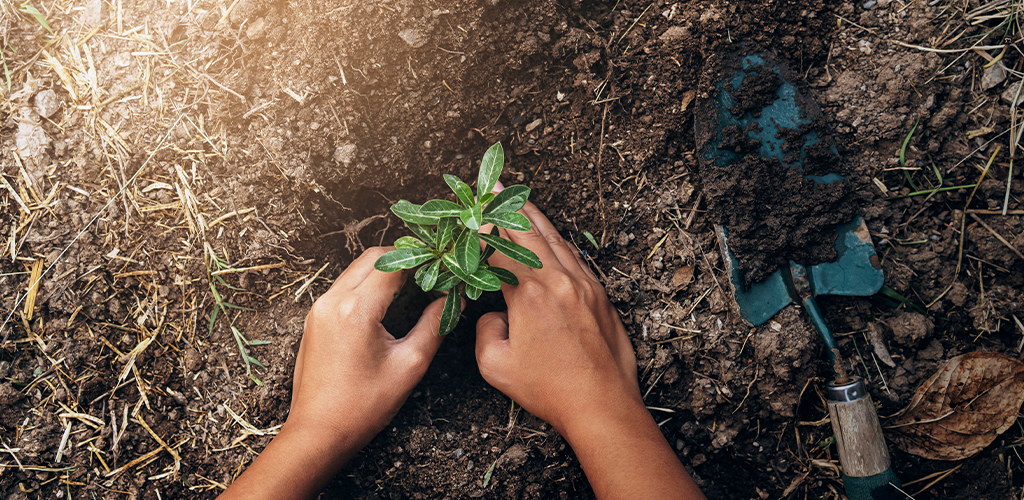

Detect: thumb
475,311,511,386
398,296,450,368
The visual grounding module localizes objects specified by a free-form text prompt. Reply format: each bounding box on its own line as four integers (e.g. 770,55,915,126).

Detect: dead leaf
671,264,694,288
886,352,1024,461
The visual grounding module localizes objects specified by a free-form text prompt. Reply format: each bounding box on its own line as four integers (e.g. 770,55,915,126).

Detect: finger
352,258,409,321
518,202,587,275
496,206,567,275
394,295,451,372
327,247,392,293
475,311,512,388
571,244,602,284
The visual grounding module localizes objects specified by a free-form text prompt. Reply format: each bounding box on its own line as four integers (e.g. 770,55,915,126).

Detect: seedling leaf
433,271,460,291
480,234,542,268
477,142,504,199
453,229,480,275
374,248,436,272
418,259,441,291
444,174,475,207
392,200,440,224
469,268,502,291
439,291,461,336
466,284,483,300
480,192,496,205
421,199,464,217
460,205,483,230
405,222,437,248
582,231,600,250
394,236,427,249
482,212,531,232
247,339,272,346
488,266,518,285
484,185,530,214
436,217,457,250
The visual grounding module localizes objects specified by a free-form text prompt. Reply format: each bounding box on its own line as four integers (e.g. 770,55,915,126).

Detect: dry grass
0,1,328,494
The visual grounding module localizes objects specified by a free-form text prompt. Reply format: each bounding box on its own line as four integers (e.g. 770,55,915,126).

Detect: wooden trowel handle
826,378,903,500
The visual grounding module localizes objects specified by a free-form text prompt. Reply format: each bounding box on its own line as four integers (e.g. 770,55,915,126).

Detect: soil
1,0,1023,499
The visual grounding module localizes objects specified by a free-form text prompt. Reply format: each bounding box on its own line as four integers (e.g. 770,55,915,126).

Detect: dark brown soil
2,0,1023,499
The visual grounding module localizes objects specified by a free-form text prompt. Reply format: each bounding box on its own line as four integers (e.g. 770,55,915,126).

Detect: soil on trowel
703,154,858,284
727,71,782,118
698,64,859,284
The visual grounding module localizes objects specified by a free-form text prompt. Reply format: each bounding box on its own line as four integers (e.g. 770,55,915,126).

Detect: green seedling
205,245,270,385
898,121,919,191
374,142,541,335
582,231,600,250
18,1,53,35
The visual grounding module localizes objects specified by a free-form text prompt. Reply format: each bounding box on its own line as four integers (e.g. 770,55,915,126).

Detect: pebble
34,90,59,118
1001,82,1023,106
453,448,463,458
862,0,877,8
982,64,1006,90
83,0,105,26
398,29,428,48
184,348,204,372
334,143,357,164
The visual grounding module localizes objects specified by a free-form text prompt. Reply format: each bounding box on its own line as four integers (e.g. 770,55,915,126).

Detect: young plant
374,142,541,335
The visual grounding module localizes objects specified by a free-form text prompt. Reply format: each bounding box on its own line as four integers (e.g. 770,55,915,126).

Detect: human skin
220,194,705,500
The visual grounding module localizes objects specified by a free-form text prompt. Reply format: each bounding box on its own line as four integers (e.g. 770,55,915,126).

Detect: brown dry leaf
887,352,1024,461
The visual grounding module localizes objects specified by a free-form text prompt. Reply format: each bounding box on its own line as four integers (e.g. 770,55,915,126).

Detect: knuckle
550,273,581,300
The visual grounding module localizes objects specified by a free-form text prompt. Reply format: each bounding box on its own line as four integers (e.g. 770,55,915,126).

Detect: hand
289,246,449,442
475,201,706,500
220,247,451,500
474,202,639,432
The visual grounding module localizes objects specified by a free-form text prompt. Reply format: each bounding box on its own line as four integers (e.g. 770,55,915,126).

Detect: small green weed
374,142,541,335
18,1,53,35
206,245,270,385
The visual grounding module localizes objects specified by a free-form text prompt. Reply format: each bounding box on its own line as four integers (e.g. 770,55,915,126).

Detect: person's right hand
474,202,640,433
475,198,706,500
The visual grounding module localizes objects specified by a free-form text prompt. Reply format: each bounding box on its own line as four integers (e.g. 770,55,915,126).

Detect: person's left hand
219,247,451,500
287,246,451,451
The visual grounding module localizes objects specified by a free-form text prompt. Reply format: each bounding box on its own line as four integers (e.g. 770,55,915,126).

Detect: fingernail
492,180,505,193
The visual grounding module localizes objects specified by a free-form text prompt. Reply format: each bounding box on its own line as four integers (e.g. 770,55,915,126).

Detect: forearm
218,421,365,500
560,399,706,500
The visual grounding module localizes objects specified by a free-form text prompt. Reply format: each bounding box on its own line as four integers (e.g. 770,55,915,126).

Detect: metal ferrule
826,377,867,403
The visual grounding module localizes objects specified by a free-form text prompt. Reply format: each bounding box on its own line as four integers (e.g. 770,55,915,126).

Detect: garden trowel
696,52,902,500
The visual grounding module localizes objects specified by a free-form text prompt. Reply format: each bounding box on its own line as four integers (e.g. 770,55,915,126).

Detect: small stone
862,0,877,8
453,448,463,458
982,64,1006,90
398,29,428,48
496,443,528,469
246,17,267,39
659,26,690,42
184,348,204,372
675,439,685,451
34,90,59,118
334,143,357,164
1001,81,1023,106
525,119,542,133
83,0,106,26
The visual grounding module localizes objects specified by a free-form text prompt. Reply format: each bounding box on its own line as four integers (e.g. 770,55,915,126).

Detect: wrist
555,394,652,445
